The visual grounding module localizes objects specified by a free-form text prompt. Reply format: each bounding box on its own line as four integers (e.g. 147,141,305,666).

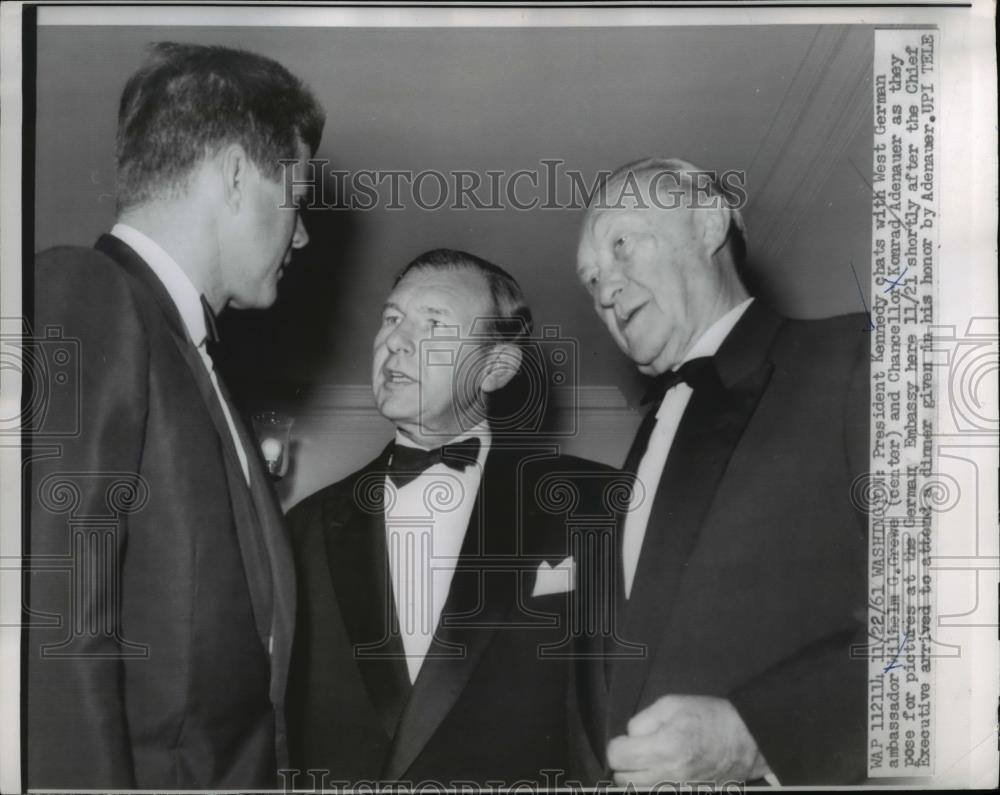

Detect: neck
118,201,224,311
703,281,749,333
693,253,750,340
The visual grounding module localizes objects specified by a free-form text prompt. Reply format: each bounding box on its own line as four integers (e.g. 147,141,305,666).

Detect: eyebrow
423,306,453,317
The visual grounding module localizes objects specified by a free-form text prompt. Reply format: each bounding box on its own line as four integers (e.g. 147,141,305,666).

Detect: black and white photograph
0,3,996,792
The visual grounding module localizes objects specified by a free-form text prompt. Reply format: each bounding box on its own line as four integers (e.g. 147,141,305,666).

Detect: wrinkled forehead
580,191,692,244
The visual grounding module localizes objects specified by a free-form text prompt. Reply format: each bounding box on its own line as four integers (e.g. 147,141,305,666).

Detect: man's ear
695,201,732,257
480,343,523,394
220,143,250,212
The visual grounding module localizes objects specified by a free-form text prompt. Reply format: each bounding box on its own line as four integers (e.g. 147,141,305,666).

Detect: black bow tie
641,356,719,404
387,437,482,488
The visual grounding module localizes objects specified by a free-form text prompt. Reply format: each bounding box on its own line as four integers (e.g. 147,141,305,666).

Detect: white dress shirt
110,223,250,485
621,297,754,598
384,424,490,683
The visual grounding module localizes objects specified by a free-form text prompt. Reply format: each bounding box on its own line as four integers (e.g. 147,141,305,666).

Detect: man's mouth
617,302,646,333
383,368,416,385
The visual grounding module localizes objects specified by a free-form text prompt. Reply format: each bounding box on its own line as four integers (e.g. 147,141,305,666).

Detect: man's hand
607,695,770,786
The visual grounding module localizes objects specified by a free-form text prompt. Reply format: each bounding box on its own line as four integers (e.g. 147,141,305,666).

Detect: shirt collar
110,223,208,346
683,297,755,362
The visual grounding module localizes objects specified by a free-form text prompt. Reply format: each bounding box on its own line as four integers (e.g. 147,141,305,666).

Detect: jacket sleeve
727,622,868,784
728,331,871,785
26,250,149,789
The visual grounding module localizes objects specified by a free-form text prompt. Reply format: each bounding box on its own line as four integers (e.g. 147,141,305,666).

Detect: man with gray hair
570,158,869,785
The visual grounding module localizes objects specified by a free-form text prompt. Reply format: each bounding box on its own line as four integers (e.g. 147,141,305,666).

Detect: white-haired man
570,159,869,785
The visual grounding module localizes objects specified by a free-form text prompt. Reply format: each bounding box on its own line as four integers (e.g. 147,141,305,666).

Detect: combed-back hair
115,41,325,210
393,248,534,345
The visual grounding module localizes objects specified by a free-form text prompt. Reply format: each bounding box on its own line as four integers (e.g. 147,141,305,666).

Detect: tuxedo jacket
285,444,621,786
25,236,295,789
571,302,871,786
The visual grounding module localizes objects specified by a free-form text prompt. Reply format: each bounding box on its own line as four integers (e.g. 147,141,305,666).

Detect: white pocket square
531,556,575,597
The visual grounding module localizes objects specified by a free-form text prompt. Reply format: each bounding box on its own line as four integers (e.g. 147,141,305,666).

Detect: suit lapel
606,405,659,667
323,448,412,740
382,447,522,780
93,234,276,652
221,379,297,759
607,302,784,737
94,234,299,766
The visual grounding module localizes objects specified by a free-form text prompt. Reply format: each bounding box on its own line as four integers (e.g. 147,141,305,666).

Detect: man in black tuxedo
26,43,324,789
286,249,619,787
570,158,869,785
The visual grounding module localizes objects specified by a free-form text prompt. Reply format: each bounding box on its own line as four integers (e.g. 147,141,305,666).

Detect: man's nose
291,214,309,249
597,270,625,308
385,324,414,355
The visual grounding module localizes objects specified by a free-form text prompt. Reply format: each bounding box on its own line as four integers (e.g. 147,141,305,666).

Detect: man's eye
613,235,628,252
383,314,400,326
586,274,599,291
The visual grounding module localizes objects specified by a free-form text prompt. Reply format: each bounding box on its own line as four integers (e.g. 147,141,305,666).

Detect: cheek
372,339,390,371
280,212,297,244
597,305,624,338
262,215,287,253
422,361,454,404
647,267,682,313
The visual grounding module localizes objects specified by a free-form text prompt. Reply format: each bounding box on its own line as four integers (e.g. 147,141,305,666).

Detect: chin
633,351,677,376
626,345,658,370
259,285,281,309
229,291,278,311
376,394,418,425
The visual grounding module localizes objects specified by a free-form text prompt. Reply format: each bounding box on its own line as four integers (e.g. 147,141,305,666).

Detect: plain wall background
33,24,875,501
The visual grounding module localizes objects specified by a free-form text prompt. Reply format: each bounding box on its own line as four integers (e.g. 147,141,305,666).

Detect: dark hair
393,249,533,345
115,41,325,210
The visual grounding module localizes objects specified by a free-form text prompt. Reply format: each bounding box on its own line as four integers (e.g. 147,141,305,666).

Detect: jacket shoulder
34,244,146,318
782,311,869,336
550,454,620,475
508,449,619,473
773,312,869,372
519,452,622,481
36,244,124,284
520,453,625,517
285,452,389,531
